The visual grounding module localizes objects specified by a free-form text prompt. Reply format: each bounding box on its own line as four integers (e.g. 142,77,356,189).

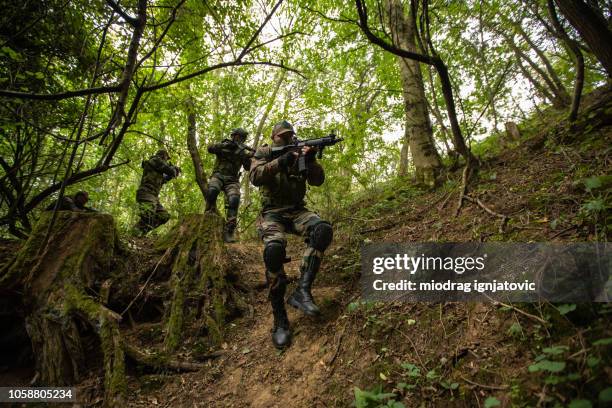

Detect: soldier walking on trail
250,120,333,349
205,128,254,243
134,149,180,236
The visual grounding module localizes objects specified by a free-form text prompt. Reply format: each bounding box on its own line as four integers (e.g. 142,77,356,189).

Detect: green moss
161,213,231,351
7,212,126,403
64,284,127,400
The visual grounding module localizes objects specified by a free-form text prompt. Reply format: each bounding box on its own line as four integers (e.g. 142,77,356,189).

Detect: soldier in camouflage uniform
205,128,254,243
134,149,180,236
45,191,95,212
250,120,333,349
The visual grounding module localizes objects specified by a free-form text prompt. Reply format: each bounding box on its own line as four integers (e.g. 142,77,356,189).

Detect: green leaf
484,397,501,408
528,360,566,373
507,322,522,336
593,337,612,346
568,399,592,408
426,369,438,380
544,375,567,385
542,345,568,355
0,46,22,61
347,302,360,313
586,356,600,368
400,363,420,378
583,176,603,191
583,198,605,212
599,387,612,402
582,175,612,192
556,304,576,315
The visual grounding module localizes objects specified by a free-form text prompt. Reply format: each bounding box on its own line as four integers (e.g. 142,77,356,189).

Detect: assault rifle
222,139,256,154
163,163,182,182
271,133,343,174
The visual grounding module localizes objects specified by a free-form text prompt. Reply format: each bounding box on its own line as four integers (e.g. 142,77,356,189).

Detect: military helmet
74,190,89,200
271,120,295,138
156,149,170,160
231,128,249,139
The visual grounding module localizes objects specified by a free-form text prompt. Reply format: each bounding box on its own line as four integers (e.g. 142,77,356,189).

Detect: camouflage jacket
249,142,324,211
208,139,253,180
136,155,177,201
45,195,95,212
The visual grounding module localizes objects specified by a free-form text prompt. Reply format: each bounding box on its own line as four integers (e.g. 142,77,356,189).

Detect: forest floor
117,88,611,407
1,88,610,407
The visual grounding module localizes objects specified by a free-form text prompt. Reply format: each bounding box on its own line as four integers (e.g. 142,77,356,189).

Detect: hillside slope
120,90,611,407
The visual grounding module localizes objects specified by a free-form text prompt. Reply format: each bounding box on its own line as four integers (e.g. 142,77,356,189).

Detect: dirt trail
126,241,350,408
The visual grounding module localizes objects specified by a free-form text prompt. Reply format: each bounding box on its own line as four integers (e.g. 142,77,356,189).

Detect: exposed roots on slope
1,212,127,404
0,211,248,405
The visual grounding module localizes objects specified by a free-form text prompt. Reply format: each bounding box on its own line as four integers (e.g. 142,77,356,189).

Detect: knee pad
206,187,220,203
263,240,286,271
227,195,240,218
227,194,240,210
310,221,333,251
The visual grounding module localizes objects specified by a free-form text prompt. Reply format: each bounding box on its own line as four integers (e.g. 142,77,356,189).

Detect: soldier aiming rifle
133,149,181,236
250,120,343,349
205,128,255,243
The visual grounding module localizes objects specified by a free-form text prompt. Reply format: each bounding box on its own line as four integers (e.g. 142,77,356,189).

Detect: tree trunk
502,31,569,108
157,213,245,352
1,212,127,404
547,0,585,122
185,96,208,202
425,67,453,155
554,0,612,77
513,22,570,103
505,121,521,141
242,69,286,209
387,0,442,186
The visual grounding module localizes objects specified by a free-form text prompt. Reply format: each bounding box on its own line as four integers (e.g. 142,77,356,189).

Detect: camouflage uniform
134,150,179,235
206,128,253,242
45,191,94,212
250,120,333,349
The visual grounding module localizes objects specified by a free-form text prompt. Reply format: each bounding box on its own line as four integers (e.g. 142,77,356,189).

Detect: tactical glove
277,151,297,171
305,148,318,163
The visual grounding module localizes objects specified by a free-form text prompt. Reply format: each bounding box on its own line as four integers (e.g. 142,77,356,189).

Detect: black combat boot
287,255,321,316
267,270,291,349
204,188,219,213
204,198,217,213
271,300,291,349
223,219,237,243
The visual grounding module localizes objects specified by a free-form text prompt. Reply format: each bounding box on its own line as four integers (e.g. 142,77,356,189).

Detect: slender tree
386,0,442,185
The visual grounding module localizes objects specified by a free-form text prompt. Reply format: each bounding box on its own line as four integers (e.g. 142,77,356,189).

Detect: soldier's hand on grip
278,151,297,171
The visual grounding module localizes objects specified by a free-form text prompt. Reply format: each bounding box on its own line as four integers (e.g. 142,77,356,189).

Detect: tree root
454,162,472,216
123,343,223,372
462,195,509,233
157,213,245,352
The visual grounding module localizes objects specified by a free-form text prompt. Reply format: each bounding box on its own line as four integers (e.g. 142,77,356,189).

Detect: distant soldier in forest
205,128,254,243
45,190,95,212
133,149,181,236
250,120,333,349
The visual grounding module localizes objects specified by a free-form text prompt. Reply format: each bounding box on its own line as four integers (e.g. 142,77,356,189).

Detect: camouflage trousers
208,173,241,221
135,195,170,234
257,207,326,280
